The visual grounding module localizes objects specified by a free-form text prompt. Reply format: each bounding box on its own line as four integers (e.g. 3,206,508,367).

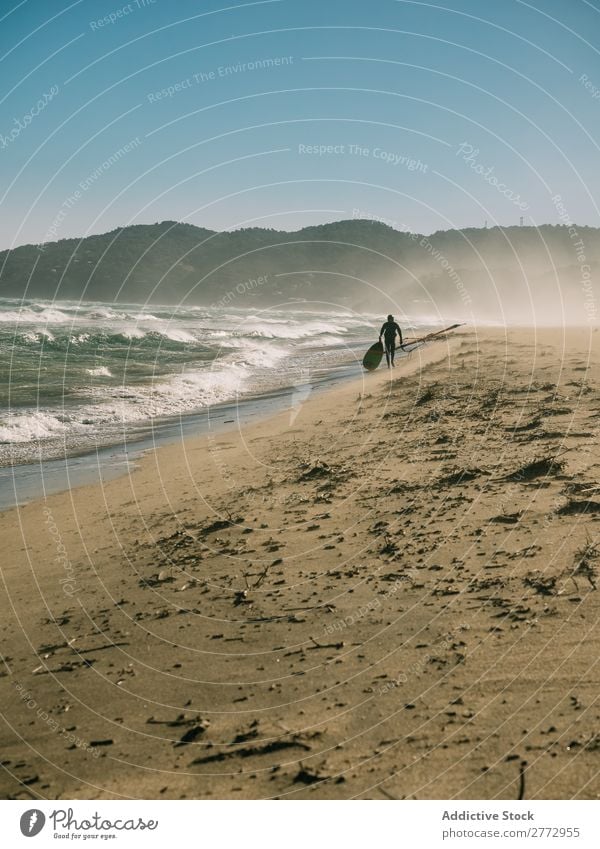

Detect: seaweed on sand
569,539,599,590
415,385,437,406
490,510,522,524
298,460,333,480
506,417,542,433
298,460,352,486
505,456,564,482
556,500,600,516
480,387,503,410
440,468,486,486
191,735,311,764
523,572,557,596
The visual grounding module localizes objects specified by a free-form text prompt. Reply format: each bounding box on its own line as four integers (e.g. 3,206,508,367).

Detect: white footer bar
1,800,598,848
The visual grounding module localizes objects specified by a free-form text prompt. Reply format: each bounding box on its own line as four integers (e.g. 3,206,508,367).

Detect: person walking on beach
379,314,403,367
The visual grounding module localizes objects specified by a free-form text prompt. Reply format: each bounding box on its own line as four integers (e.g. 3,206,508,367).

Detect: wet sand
1,327,599,800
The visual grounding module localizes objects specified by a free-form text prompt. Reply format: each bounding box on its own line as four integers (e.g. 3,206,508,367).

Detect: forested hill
1,220,598,320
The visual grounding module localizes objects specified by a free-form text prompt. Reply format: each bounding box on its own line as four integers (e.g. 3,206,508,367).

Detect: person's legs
384,339,392,367
389,339,396,366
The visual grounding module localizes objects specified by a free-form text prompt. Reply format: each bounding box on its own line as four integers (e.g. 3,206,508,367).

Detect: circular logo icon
20,810,45,837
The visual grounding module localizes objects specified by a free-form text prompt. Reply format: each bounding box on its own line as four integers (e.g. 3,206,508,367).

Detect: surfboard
362,340,384,371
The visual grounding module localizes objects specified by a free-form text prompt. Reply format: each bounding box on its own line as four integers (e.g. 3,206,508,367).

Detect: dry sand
1,327,599,800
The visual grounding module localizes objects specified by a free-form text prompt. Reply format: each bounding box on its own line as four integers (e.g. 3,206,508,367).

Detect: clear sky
1,0,599,248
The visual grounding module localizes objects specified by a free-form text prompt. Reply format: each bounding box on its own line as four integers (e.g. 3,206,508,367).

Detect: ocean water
0,298,417,466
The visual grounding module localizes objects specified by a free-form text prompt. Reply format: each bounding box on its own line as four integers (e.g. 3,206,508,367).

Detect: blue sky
1,0,599,247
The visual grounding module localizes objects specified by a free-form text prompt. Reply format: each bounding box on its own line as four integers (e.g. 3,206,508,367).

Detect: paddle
401,322,464,348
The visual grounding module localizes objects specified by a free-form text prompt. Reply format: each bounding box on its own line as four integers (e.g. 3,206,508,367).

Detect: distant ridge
1,220,598,320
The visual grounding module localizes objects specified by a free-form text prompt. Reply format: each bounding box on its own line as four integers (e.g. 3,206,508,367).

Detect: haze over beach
0,0,599,828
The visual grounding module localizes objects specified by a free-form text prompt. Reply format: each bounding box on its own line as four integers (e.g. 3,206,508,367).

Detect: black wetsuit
380,321,403,366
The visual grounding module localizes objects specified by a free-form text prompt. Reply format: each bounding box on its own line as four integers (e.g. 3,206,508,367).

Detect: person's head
387,314,393,321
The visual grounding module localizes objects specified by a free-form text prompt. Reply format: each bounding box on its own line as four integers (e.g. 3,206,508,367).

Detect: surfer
379,315,403,367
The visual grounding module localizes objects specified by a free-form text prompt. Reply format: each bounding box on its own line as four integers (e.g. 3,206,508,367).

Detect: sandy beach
1,327,599,801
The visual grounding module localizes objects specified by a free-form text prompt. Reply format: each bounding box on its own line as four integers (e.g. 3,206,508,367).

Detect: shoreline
0,298,396,475
0,335,444,513
2,326,599,800
0,358,365,512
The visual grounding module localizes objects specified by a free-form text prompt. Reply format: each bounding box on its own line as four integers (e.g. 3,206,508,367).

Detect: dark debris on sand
505,456,564,482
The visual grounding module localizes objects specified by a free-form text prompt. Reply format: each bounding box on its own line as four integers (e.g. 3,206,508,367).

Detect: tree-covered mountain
1,220,598,321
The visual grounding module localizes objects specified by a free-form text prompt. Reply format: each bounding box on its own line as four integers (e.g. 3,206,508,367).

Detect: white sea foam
87,366,112,377
297,334,345,348
0,307,71,323
0,299,385,451
19,329,56,343
231,319,351,339
129,312,160,321
118,324,147,339
0,410,75,443
152,325,196,343
88,307,122,320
